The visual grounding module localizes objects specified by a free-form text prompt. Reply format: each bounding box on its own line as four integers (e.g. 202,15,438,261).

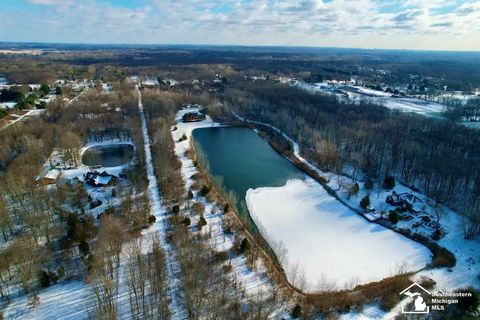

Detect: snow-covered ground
246,178,431,291
296,82,446,115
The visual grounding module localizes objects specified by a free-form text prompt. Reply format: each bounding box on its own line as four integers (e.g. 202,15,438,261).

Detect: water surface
192,127,303,210
82,144,134,167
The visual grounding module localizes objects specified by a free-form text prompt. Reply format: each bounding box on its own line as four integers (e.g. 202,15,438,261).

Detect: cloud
1,0,478,50
25,0,62,4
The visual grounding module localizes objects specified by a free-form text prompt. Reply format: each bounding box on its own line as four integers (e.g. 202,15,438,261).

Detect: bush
148,215,156,224
38,270,52,288
388,211,399,224
223,203,230,213
79,241,90,256
239,238,250,253
172,205,180,214
383,176,396,189
200,185,210,196
291,304,302,318
178,133,187,142
182,217,191,226
350,183,359,196
197,215,207,230
431,244,456,268
213,250,229,262
360,195,370,209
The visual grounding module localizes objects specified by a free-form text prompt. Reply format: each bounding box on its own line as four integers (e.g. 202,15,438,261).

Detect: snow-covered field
246,178,432,291
296,82,446,115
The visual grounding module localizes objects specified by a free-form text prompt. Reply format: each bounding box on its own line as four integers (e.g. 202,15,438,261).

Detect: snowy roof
44,169,61,180
94,175,112,185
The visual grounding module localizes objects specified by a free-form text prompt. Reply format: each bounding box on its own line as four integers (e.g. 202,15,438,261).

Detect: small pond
82,144,134,167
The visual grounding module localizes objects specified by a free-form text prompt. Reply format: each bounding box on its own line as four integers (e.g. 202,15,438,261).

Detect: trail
136,85,186,319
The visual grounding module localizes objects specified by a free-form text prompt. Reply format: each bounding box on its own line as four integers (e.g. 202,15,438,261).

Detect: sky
0,0,479,51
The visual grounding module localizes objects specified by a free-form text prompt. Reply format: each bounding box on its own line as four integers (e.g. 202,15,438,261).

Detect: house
37,168,62,185
85,171,118,187
182,112,206,123
386,192,425,213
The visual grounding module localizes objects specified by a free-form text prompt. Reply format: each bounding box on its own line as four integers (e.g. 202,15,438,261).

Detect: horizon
2,41,480,54
1,0,479,51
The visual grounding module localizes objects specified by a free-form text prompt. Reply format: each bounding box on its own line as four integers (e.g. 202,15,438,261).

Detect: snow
44,168,61,180
246,178,432,291
295,81,446,115
3,280,93,320
93,174,112,186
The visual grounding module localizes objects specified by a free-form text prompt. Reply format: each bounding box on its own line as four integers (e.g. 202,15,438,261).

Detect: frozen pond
247,179,432,291
195,126,432,292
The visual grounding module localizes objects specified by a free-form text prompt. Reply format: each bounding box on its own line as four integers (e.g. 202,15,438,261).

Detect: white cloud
2,0,479,50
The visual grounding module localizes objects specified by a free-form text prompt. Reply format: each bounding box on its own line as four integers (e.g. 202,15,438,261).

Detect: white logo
400,282,431,314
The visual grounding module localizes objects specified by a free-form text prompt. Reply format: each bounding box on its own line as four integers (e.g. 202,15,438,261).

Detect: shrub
223,203,230,213
383,176,396,189
291,304,302,318
364,179,374,190
38,270,51,288
192,202,205,215
178,133,187,142
79,241,90,256
197,215,207,230
360,195,370,209
148,215,156,224
239,238,250,253
213,250,229,262
182,217,191,226
431,244,456,268
350,183,359,196
388,211,399,224
172,205,180,214
200,185,210,196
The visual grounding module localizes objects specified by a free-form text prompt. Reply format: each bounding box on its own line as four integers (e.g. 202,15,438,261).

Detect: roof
94,175,112,185
44,169,61,180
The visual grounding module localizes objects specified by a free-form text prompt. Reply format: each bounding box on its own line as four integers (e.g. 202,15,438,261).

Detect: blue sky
1,0,479,50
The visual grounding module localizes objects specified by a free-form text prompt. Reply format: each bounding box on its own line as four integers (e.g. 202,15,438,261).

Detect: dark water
192,127,303,210
82,144,134,167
